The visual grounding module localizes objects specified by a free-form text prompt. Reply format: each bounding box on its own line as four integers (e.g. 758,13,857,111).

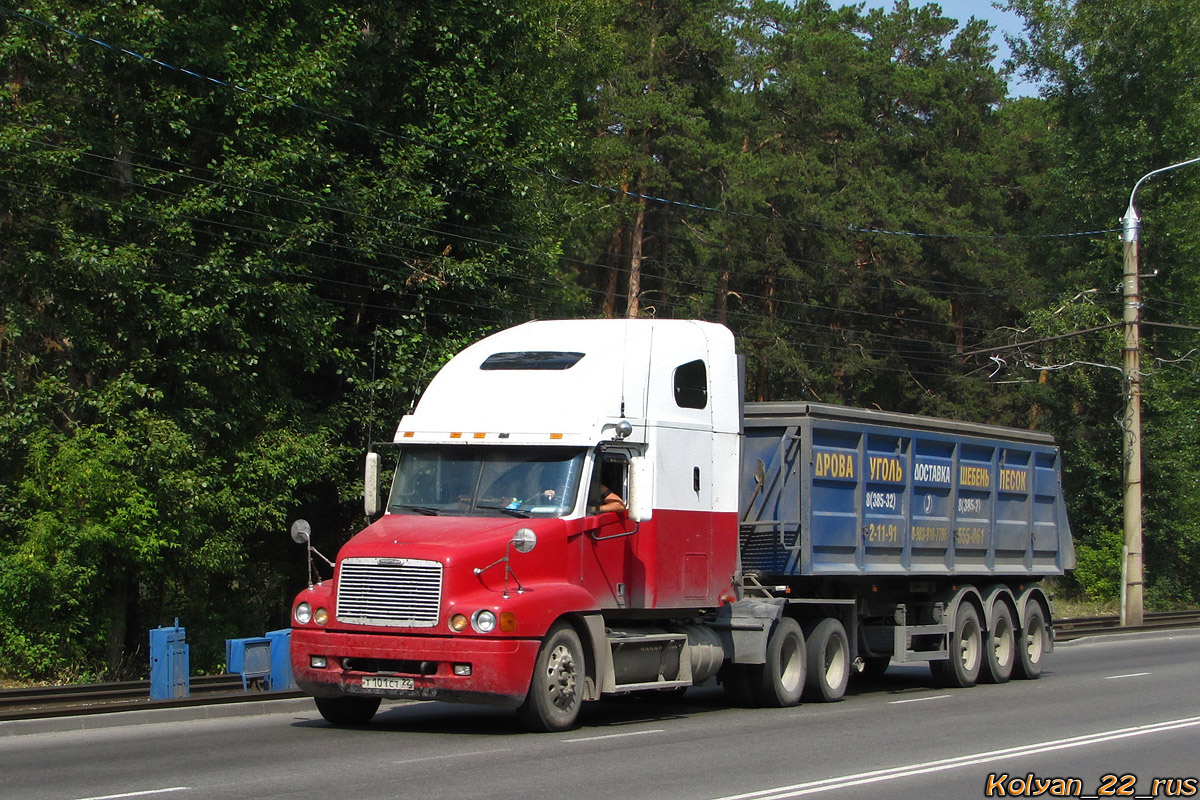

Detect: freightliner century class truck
289,319,1076,731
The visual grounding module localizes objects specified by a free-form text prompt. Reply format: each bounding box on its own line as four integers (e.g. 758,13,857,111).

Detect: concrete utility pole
1118,156,1200,627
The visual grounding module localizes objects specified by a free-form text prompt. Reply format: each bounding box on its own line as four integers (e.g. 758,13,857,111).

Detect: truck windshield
387,446,587,518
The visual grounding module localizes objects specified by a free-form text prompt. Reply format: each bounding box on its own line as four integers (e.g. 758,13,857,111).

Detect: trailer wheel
1014,601,1048,680
802,618,849,702
314,696,381,726
931,602,982,688
749,617,806,707
517,622,585,732
980,602,1016,684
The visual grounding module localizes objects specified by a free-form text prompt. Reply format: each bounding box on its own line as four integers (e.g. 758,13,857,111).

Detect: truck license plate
360,676,414,691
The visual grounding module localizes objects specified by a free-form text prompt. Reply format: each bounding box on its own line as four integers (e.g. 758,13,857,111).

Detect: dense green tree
0,0,593,679
672,1,1029,419
1006,0,1200,604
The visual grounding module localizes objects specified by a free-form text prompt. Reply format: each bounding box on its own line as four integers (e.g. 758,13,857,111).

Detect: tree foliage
1005,0,1200,605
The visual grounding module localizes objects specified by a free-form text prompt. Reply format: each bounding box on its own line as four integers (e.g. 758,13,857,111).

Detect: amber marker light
450,614,469,632
500,612,517,632
314,607,329,625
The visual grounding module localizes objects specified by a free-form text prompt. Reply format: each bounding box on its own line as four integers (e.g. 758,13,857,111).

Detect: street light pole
1118,156,1200,627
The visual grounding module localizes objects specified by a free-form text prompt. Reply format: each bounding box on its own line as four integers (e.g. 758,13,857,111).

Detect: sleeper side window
673,359,708,410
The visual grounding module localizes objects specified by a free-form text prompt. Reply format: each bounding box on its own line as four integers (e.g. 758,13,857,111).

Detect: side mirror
627,457,653,522
510,527,537,554
364,451,381,517
289,518,333,587
290,519,311,545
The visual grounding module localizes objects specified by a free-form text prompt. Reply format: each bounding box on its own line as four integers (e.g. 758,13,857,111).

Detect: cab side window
590,454,629,514
674,359,708,409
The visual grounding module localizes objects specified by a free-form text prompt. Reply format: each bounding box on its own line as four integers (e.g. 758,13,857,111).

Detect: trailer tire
1014,601,1048,680
749,617,806,707
315,696,381,726
980,602,1016,684
802,618,850,702
517,622,585,732
931,602,982,688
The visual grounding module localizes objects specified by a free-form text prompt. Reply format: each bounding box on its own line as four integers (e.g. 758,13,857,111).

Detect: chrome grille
336,557,442,627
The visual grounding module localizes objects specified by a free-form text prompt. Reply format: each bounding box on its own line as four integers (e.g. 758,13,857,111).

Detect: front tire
315,696,380,726
931,602,982,688
748,617,806,707
517,622,585,732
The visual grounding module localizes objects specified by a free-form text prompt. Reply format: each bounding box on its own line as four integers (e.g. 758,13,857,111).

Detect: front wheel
517,622,585,732
315,696,381,726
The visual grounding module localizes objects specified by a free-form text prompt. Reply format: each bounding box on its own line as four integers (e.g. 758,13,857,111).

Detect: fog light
472,610,497,633
310,655,327,669
295,602,312,625
453,664,472,676
450,614,469,632
314,607,329,625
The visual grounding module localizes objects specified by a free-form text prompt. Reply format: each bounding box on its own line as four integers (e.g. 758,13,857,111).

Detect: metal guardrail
2,611,1197,721
1053,609,1200,641
0,674,303,721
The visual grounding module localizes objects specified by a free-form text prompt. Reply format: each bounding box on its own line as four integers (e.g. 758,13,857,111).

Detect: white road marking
705,715,1200,800
75,789,190,800
1105,671,1151,679
887,694,951,705
563,728,665,743
393,747,512,764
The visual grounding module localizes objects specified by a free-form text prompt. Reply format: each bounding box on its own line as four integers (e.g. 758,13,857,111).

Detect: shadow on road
288,661,995,735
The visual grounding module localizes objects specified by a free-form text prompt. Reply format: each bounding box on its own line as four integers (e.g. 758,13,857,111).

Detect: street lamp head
1121,204,1141,244
1123,156,1200,244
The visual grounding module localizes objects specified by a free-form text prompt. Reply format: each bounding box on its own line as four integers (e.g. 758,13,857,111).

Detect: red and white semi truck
289,319,1075,731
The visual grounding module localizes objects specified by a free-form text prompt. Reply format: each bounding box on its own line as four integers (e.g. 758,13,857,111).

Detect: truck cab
290,319,741,730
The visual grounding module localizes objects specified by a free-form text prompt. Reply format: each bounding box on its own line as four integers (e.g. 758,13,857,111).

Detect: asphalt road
2,628,1198,800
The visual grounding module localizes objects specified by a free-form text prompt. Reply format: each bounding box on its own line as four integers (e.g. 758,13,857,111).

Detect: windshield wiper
476,504,530,518
395,504,439,516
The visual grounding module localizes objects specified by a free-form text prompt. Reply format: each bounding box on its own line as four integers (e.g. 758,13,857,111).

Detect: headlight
472,609,498,633
295,602,313,625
